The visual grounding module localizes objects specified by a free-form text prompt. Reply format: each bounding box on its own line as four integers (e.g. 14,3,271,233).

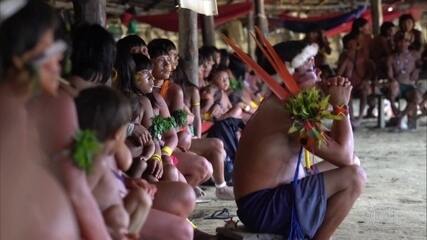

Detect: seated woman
75,87,152,239
116,52,196,240
0,1,80,239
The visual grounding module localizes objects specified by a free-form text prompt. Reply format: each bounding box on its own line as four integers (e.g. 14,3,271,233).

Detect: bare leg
313,165,367,240
152,181,195,218
140,209,193,240
173,151,213,187
190,138,226,185
103,205,129,240
123,187,152,235
388,81,400,116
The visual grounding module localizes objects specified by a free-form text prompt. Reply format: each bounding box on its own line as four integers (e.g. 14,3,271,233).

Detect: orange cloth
160,80,171,98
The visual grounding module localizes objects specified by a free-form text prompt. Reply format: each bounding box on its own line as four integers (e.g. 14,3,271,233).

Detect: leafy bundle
72,130,101,173
150,115,177,139
285,88,342,146
172,110,188,128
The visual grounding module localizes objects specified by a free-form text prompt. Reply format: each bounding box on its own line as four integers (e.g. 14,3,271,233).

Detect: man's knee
197,156,213,179
209,138,226,158
347,165,367,194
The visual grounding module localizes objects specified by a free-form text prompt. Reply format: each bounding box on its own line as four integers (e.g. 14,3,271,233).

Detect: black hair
342,32,358,49
117,35,146,53
380,21,395,36
0,0,58,79
199,46,216,63
116,52,152,95
399,14,415,30
147,38,176,59
208,66,229,83
71,23,116,84
351,17,368,35
228,53,246,81
133,53,152,72
75,86,131,142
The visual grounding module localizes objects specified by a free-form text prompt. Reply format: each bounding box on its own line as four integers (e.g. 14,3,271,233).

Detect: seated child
123,92,156,178
75,86,153,239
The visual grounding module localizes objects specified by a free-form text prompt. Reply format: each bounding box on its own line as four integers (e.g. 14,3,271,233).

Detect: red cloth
123,1,253,32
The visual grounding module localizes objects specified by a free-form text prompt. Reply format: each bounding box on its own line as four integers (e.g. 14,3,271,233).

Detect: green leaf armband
172,110,188,128
72,130,101,173
150,116,177,140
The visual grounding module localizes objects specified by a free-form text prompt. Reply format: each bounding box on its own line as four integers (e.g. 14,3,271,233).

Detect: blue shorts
236,173,327,239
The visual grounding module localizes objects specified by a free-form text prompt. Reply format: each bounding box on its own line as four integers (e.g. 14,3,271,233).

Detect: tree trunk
202,15,215,47
72,0,106,26
247,10,255,59
178,8,199,87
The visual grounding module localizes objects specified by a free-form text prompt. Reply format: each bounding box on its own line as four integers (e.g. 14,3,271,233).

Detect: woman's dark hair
147,38,176,59
399,14,415,30
0,0,58,79
198,46,216,66
351,17,368,35
117,35,146,53
116,52,152,94
71,23,116,84
75,86,131,142
173,61,198,88
380,21,395,36
228,53,246,81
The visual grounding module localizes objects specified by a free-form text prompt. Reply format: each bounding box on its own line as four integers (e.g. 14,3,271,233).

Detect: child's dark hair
75,86,131,142
208,66,229,83
199,46,215,66
380,21,395,36
351,17,368,35
147,38,176,59
71,24,116,84
0,0,58,79
342,32,358,49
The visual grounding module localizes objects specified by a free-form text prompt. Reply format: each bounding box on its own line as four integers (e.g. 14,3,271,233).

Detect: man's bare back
233,94,305,199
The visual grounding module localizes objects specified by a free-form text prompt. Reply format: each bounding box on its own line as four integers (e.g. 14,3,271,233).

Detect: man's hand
326,76,352,106
133,124,152,145
146,158,163,179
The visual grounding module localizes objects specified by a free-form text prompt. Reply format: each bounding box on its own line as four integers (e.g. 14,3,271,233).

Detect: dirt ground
190,117,427,239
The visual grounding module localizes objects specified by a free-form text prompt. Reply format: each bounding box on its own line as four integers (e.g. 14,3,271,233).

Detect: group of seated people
0,1,264,239
337,15,426,129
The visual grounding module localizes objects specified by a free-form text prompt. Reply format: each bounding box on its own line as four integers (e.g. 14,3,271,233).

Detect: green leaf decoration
72,130,101,173
172,110,188,128
150,116,177,140
229,78,244,91
285,87,343,146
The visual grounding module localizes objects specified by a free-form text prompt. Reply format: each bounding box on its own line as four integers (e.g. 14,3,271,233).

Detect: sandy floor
190,117,427,239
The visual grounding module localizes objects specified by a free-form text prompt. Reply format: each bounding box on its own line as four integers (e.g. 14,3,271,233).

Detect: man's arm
309,77,355,167
191,87,202,138
387,56,397,83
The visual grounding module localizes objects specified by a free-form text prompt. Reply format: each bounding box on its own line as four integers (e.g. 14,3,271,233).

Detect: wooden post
202,15,215,46
179,8,199,87
72,0,106,26
254,0,268,35
247,10,255,59
370,0,382,35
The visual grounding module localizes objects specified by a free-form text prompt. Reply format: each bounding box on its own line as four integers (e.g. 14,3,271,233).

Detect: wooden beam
72,0,106,26
247,10,255,58
255,0,268,35
178,8,199,86
202,15,216,47
370,0,382,35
